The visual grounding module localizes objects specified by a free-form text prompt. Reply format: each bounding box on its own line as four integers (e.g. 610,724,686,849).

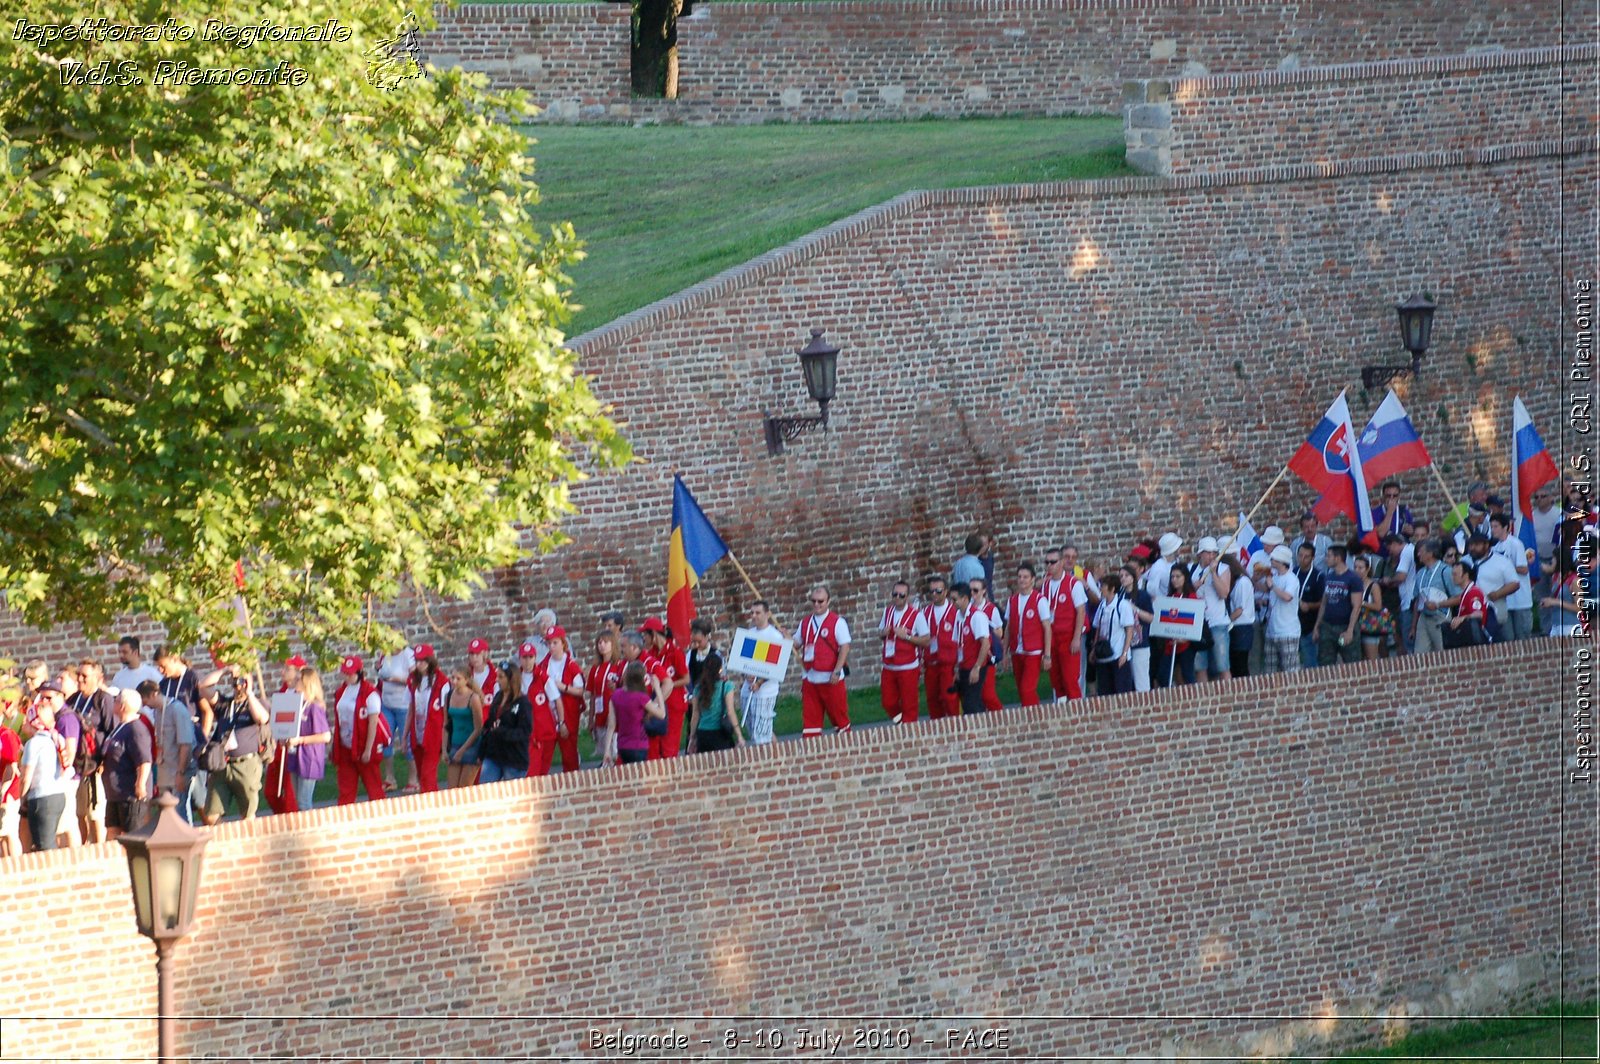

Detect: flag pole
1242,466,1291,527
1429,464,1464,530
724,550,764,601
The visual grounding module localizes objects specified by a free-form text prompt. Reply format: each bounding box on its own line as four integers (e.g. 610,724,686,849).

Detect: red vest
526,664,560,744
408,673,448,757
800,612,844,675
922,601,959,666
1046,573,1082,635
880,604,920,667
979,600,1004,662
548,656,584,723
475,663,499,714
331,680,386,762
956,608,987,670
658,645,689,713
587,659,624,727
1007,590,1048,655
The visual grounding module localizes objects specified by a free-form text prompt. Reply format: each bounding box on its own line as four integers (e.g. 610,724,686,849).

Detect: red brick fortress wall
0,642,1591,1060
1127,46,1599,176
424,0,1594,124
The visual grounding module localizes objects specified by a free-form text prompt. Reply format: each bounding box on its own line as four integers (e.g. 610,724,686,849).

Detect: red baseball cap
340,655,362,676
547,626,567,643
414,643,436,659
1128,544,1153,561
639,616,666,634
467,638,489,654
518,641,539,658
284,654,307,669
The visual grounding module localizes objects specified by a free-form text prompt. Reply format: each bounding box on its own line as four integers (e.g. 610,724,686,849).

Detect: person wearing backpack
17,684,74,851
198,667,269,823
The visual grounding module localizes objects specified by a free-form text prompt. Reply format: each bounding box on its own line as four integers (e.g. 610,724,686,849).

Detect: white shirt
412,678,450,729
1472,552,1518,621
1145,557,1175,599
110,663,161,696
335,684,380,748
1200,564,1232,626
961,605,991,651
744,623,785,698
879,604,922,671
801,614,851,684
1291,533,1331,572
1531,504,1560,566
1093,595,1135,660
1247,549,1274,607
1229,570,1256,625
1266,570,1301,639
1491,536,1533,609
1397,543,1419,609
542,655,583,706
376,648,415,708
472,666,491,692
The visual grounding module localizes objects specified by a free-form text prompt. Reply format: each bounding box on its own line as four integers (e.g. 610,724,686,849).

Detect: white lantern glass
157,856,184,932
129,853,153,936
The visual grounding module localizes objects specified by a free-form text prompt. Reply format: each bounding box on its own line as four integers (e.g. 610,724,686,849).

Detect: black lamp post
1362,294,1436,390
118,792,209,1062
762,328,840,456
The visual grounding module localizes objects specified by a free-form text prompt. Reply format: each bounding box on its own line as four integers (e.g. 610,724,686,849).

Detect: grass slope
1312,999,1598,1063
524,117,1132,334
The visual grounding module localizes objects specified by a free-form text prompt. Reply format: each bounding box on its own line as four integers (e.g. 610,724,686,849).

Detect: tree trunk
632,0,684,98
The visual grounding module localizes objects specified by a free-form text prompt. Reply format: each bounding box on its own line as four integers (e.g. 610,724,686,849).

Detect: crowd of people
0,478,1590,855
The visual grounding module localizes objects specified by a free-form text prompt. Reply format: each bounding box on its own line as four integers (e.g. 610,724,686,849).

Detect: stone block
964,84,990,102
1128,103,1171,129
1149,38,1178,60
779,87,804,108
878,85,907,106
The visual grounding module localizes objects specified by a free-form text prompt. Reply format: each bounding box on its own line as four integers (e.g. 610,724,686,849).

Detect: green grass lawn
1312,999,1597,1063
523,117,1133,334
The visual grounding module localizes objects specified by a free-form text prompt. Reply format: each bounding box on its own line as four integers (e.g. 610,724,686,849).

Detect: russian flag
1511,397,1559,581
667,475,730,647
1356,390,1432,487
1290,392,1380,550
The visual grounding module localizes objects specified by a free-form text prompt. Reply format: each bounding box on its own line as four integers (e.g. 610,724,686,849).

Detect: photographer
198,667,269,824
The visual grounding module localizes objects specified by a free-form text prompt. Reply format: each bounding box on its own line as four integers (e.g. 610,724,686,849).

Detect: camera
212,671,240,703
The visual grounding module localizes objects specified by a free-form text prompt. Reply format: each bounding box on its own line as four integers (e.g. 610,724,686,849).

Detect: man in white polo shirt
1488,512,1534,640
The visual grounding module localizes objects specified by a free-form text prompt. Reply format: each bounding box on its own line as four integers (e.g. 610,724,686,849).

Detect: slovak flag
1289,391,1380,549
1356,390,1432,486
1511,396,1559,581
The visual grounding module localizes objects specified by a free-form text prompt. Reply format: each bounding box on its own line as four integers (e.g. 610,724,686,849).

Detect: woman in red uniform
640,617,689,758
331,656,388,804
262,654,307,814
585,632,624,769
542,627,585,772
407,645,448,794
466,638,498,719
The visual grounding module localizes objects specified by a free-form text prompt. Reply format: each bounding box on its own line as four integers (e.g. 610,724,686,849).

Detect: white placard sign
726,627,793,683
1148,595,1206,641
269,691,303,743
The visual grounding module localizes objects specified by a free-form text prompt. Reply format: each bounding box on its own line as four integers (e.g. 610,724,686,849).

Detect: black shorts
105,798,150,832
696,727,736,753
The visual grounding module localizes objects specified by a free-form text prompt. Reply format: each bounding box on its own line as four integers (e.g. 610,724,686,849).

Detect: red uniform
919,601,960,720
799,611,851,737
878,603,921,724
409,673,448,794
638,653,673,759
1006,589,1050,707
586,659,624,735
1045,572,1087,701
525,665,562,777
977,600,1004,711
262,682,297,814
545,656,585,772
473,663,499,717
647,644,689,759
331,680,388,805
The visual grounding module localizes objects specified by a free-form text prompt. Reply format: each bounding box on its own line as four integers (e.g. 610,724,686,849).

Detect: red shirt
658,644,689,713
1457,584,1488,623
587,660,624,729
0,727,21,802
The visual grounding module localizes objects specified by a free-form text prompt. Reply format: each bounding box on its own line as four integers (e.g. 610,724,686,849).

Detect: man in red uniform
640,617,689,758
968,579,1004,711
1005,563,1053,706
1043,547,1088,702
950,584,992,716
877,580,921,724
909,577,958,719
798,585,852,738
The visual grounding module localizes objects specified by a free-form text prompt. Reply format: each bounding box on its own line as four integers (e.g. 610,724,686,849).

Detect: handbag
643,710,668,737
197,716,235,773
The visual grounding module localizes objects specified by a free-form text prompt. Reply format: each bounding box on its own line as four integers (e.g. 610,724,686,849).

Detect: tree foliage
0,1,628,660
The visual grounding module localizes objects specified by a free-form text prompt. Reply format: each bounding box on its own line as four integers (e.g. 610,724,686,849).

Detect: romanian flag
739,635,783,665
667,475,730,646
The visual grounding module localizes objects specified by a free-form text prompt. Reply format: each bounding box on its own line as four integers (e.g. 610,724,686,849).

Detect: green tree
633,0,685,97
0,1,628,661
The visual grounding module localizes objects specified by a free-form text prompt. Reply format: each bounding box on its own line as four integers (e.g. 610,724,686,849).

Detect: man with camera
198,667,269,824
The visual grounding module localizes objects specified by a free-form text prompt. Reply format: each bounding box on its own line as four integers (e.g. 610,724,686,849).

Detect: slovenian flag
667,475,730,647
1290,392,1380,549
1511,396,1559,582
1355,390,1432,486
739,635,784,665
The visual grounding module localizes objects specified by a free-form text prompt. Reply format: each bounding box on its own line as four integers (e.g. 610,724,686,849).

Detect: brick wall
1126,46,1598,176
1,641,1592,1060
0,141,1591,680
425,0,1594,124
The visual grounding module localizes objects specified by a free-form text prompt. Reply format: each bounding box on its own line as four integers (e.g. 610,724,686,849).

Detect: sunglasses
891,592,907,599
810,597,827,604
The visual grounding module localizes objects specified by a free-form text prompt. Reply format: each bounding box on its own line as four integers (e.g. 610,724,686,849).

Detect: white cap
1158,532,1183,557
1262,526,1286,546
1270,544,1293,565
1196,536,1219,554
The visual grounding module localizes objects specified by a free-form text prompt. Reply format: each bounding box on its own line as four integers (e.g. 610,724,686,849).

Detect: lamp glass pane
181,851,206,929
129,853,153,936
157,856,184,932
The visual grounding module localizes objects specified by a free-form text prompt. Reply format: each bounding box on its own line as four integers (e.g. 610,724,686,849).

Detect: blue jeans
1298,633,1318,669
478,758,525,784
1398,607,1415,653
379,704,408,760
184,772,207,824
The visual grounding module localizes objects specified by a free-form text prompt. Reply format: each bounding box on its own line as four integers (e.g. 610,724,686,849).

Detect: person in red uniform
585,632,625,766
877,580,921,724
969,579,1004,711
467,638,498,717
520,641,561,777
407,645,448,794
950,584,992,715
542,627,586,772
798,585,852,738
1042,547,1087,702
331,657,387,805
262,654,307,815
909,577,958,720
1005,562,1054,706
640,617,689,758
